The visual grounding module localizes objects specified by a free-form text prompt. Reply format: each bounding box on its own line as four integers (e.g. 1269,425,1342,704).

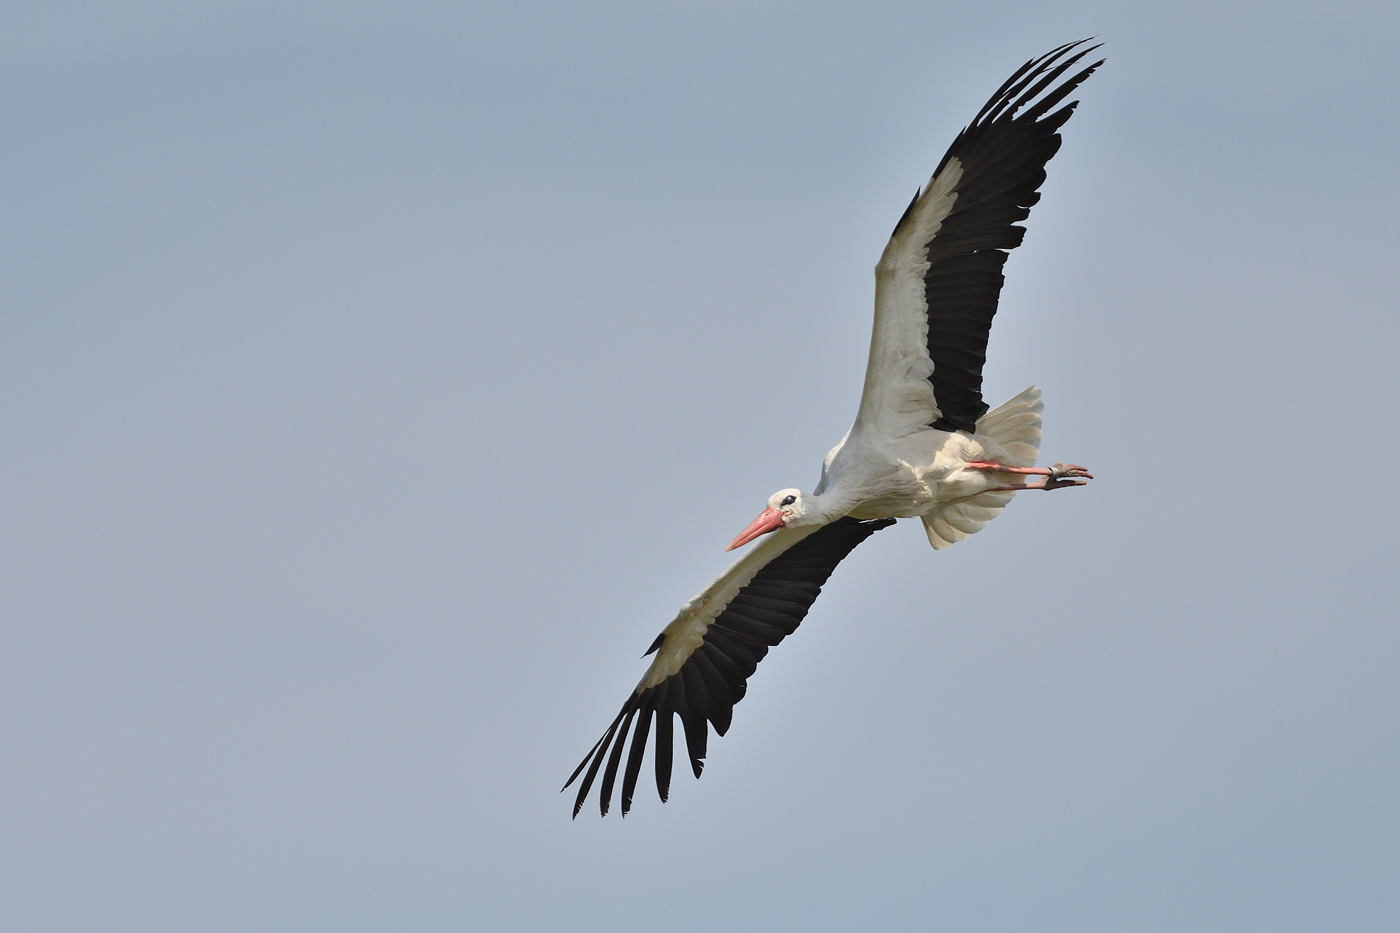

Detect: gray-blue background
3,3,1396,930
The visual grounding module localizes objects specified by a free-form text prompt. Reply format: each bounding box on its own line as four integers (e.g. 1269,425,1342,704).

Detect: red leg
989,477,1089,492
964,461,1052,475
965,460,1094,481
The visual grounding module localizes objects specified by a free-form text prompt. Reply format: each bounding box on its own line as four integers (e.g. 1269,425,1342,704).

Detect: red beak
726,506,787,551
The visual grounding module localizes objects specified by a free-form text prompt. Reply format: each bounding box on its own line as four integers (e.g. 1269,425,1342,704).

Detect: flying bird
566,40,1103,818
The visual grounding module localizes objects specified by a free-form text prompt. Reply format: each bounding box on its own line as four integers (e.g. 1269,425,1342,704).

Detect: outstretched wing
564,517,895,818
855,40,1103,438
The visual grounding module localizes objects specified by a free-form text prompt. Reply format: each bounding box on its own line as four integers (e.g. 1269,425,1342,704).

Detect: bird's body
819,400,1034,521
567,41,1103,818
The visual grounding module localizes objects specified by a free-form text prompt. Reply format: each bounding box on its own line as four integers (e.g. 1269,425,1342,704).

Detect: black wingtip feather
619,698,655,817
563,726,610,793
654,700,675,803
891,186,923,238
597,707,636,817
571,712,624,819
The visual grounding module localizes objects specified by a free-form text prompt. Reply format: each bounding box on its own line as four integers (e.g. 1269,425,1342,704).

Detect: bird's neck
803,489,861,526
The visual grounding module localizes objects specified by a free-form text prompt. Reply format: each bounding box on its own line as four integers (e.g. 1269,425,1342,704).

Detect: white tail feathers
973,383,1043,467
921,385,1043,550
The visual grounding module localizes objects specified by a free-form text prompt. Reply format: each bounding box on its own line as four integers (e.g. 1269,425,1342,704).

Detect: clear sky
2,2,1397,930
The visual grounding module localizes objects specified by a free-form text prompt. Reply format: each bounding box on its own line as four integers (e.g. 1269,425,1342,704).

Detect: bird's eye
781,495,796,506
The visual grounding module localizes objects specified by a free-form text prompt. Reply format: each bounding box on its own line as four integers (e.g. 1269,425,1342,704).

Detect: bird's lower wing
564,517,895,818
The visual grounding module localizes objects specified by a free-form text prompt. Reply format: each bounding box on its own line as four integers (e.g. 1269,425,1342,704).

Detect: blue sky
2,3,1397,930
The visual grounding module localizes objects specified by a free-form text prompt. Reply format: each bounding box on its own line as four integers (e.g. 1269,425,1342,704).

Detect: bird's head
725,488,810,551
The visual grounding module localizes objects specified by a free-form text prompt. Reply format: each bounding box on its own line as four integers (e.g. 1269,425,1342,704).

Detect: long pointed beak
726,506,786,551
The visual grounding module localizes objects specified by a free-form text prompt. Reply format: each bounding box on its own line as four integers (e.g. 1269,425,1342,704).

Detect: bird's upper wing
854,40,1103,438
564,516,895,818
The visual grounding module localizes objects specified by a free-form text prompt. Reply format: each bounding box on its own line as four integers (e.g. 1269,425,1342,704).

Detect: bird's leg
988,477,1088,491
964,461,1093,492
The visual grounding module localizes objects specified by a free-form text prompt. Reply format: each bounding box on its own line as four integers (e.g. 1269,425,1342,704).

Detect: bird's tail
921,385,1043,550
974,383,1043,467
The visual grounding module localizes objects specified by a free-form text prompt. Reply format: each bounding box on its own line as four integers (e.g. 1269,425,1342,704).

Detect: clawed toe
1048,462,1094,481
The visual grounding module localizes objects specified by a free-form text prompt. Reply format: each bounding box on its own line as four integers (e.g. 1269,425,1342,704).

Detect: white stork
566,41,1103,817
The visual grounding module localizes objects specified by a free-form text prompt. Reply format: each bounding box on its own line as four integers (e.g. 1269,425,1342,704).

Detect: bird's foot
967,461,1093,492
1047,462,1093,483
